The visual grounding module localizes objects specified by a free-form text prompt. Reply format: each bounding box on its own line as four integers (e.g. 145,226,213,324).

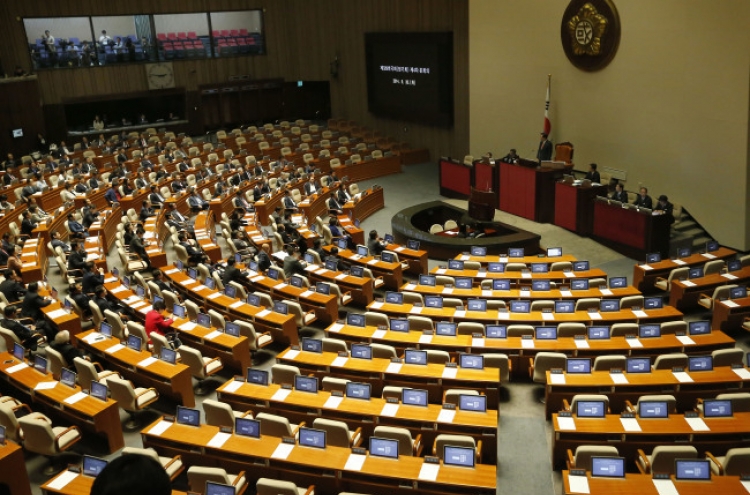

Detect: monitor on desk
176,406,200,426
224,322,240,337
570,279,589,291
315,282,331,295
486,325,507,339
224,285,237,298
459,353,484,369
98,321,112,338
160,347,177,365
152,295,163,307
443,445,476,468
273,301,288,315
510,300,530,313
703,399,733,418
60,368,77,388
455,277,473,289
404,349,427,365
678,247,691,258
126,334,142,352
706,241,720,252
135,285,146,298
493,279,511,291
33,355,47,374
122,276,130,288
90,381,108,401
532,279,551,291
303,253,315,264
402,388,428,407
590,457,626,478
730,286,747,299
638,401,669,419
600,299,620,312
531,263,548,273
436,322,457,336
467,299,487,312
337,238,348,250
174,260,183,270
384,233,394,244
675,459,711,481
471,246,487,256
554,300,575,313
644,297,663,309
267,267,280,280
82,455,108,478
448,259,464,270
688,356,713,372
727,259,742,272
419,274,436,286
565,358,591,374
626,357,651,373
234,253,242,264
508,248,524,257
301,338,323,353
204,277,215,290
688,267,704,279
609,277,627,288
356,245,369,257
638,324,661,338
646,253,661,264
390,318,409,332
299,427,326,449
347,313,365,327
369,437,399,459
246,294,261,307
248,261,259,272
406,239,420,250
197,313,211,328
205,481,236,495
487,262,504,273
573,261,589,271
425,296,444,309
173,304,186,319
576,400,606,418
547,247,563,257
351,343,372,360
0,425,5,446
350,265,364,277
459,394,487,412
688,320,711,335
587,326,610,340
235,417,260,438
187,268,197,280
345,381,371,400
294,375,318,393
385,291,404,304
535,326,557,340
247,368,269,386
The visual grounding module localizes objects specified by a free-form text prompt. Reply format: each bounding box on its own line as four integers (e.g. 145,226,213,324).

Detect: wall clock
146,62,175,90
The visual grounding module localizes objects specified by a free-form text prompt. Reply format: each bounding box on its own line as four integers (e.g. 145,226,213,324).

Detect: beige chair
654,267,689,291
126,321,149,350
659,321,687,335
566,445,620,470
625,394,676,415
202,399,252,428
619,295,644,309
208,309,226,330
271,364,301,386
574,298,601,311
697,392,750,413
73,357,121,390
44,347,67,379
179,345,223,395
402,291,423,306
256,412,305,438
564,394,610,415
18,416,82,474
108,376,159,430
407,315,433,331
653,353,688,370
104,309,128,340
507,324,534,337
0,403,48,443
698,284,735,310
592,355,627,372
457,322,484,336
530,352,567,384
150,332,180,362
321,376,350,393
371,343,397,359
121,446,184,481
712,348,745,367
636,445,697,474
234,320,273,355
704,259,726,276
322,338,348,354
482,353,511,382
312,418,362,448
610,323,638,337
429,224,442,234
444,389,479,406
372,425,422,456
364,311,389,328
256,478,314,495
557,322,586,337
706,447,750,476
187,466,247,495
286,300,317,328
432,434,481,463
550,261,573,272
425,349,450,364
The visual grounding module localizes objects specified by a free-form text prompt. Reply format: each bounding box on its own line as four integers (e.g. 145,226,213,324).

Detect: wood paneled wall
0,0,469,159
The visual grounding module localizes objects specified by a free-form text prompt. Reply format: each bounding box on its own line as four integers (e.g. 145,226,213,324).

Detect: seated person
139,200,155,222
283,246,307,279
93,285,130,321
51,330,87,363
144,300,175,345
67,213,87,239
654,194,675,224
633,187,653,209
610,182,628,202
68,282,91,316
151,270,171,293
500,148,519,163
1,305,44,351
221,257,249,287
82,262,105,294
584,163,600,183
367,230,387,256
50,231,71,254
186,188,209,212
0,269,26,303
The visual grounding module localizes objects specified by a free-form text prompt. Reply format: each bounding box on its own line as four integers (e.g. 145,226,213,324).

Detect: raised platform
391,201,541,260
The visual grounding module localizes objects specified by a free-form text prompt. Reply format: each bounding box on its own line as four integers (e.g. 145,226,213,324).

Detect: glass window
209,10,265,57
23,17,94,69
91,15,152,65
153,13,210,61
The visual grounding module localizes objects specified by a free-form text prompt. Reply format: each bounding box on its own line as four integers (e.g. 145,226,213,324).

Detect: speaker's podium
468,187,496,221
498,158,566,223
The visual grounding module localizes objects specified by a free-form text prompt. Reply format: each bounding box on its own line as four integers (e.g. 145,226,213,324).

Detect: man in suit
187,188,209,212
336,183,351,205
327,193,344,215
500,149,519,163
50,231,71,254
104,181,121,206
2,305,42,351
21,179,38,203
221,257,249,287
68,282,92,317
610,182,628,202
283,246,307,279
171,175,187,193
537,132,553,162
232,191,251,212
67,213,87,239
178,232,207,264
654,194,675,224
149,185,166,208
252,184,263,202
282,190,297,211
134,171,149,190
252,162,264,176
0,269,25,302
115,148,128,165
367,230,387,256
304,176,318,196
80,157,97,175
166,203,189,231
82,206,100,230
139,200,155,222
67,242,87,271
177,158,190,173
633,187,653,209
21,282,52,330
151,270,172,293
584,163,601,183
74,178,89,194
256,244,272,273
82,262,105,294
88,171,101,190
20,210,37,237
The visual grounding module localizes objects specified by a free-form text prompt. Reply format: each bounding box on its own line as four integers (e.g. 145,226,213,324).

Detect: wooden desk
303,262,375,306
563,471,750,495
216,378,499,464
438,158,471,199
337,213,365,246
632,247,737,293
0,352,124,453
429,266,609,284
712,296,750,332
400,281,641,301
0,441,32,495
142,419,496,495
42,470,187,495
387,242,429,275
193,211,223,263
276,347,501,407
544,365,750,419
344,186,385,222
42,301,83,337
669,267,750,311
249,271,339,325
499,161,562,223
592,199,671,260
323,246,404,290
74,329,195,407
553,412,750,470
554,181,608,236
453,253,578,265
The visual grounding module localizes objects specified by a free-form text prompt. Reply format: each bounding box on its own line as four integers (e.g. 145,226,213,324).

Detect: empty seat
256,412,304,438
567,445,620,470
108,376,159,430
203,399,252,428
312,418,362,448
636,445,697,474
592,355,627,372
564,394,610,415
179,345,223,395
187,466,247,495
706,447,750,476
653,353,688,370
18,416,82,475
372,425,422,456
712,348,745,367
432,434,480,463
530,352,567,384
625,394,676,415
256,478,314,495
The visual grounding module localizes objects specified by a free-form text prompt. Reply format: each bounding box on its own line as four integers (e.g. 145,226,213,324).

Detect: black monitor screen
299,427,326,448
345,382,371,400
678,247,691,258
459,394,487,412
703,399,733,418
267,268,280,280
508,248,524,257
160,348,177,365
547,247,563,257
384,234,394,244
99,322,112,337
646,253,661,263
369,436,399,459
225,322,240,337
591,457,626,478
173,304,186,318
273,301,288,315
407,239,420,250
176,406,200,426
82,455,108,478
459,354,484,369
626,357,651,373
731,285,748,300
127,335,142,351
728,260,742,272
351,344,372,360
493,279,511,290
576,400,606,418
510,300,530,313
90,381,108,401
531,263,548,273
356,245,369,257
471,246,487,256
301,338,323,353
706,241,720,252
390,318,410,332
487,262,504,273
443,445,475,468
554,300,575,313
303,253,315,264
385,291,404,304
535,327,557,340
566,358,591,374
337,238,348,250
448,260,464,270
205,277,216,290
247,294,261,306
675,460,711,480
587,326,610,340
350,265,364,277
325,260,338,271
688,320,711,335
347,313,366,327
688,356,713,372
60,368,77,387
573,261,590,271
644,297,663,309
419,274,436,286
247,369,269,386
402,388,428,406
404,349,427,365
187,268,197,280
486,325,507,338
197,313,211,327
33,355,47,374
689,267,704,279
639,401,669,418
467,299,487,312
290,276,304,288
235,417,260,438
294,375,318,393
609,277,627,288
435,322,456,336
381,252,395,263
206,481,236,495
639,324,661,338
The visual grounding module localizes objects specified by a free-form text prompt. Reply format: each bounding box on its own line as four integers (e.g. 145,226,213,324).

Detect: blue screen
235,417,260,438
587,326,610,340
436,322,457,336
532,280,551,291
591,457,625,478
493,279,511,290
486,325,507,338
402,388,428,406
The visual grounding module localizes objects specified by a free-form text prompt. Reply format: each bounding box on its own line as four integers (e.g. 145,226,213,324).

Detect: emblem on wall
561,0,621,71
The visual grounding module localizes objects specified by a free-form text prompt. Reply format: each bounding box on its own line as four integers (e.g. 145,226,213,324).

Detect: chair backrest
532,352,567,383
185,300,200,321
649,446,698,474
557,322,587,337
271,364,301,385
426,349,450,364
659,321,687,335
575,298,601,311
256,478,306,495
653,353,688,370
712,348,745,367
256,412,293,437
481,353,510,382
704,259,725,276
592,355,627,371
0,404,20,441
722,447,750,475
610,322,638,337
108,376,138,411
321,376,350,393
371,343,397,359
715,393,750,412
373,425,414,456
187,466,231,492
619,295,644,309
573,445,620,470
636,394,677,413
104,310,126,339
507,324,534,337
45,346,66,378
444,389,479,405
407,315,433,331
322,338,348,354
457,322,484,336
126,322,148,349
73,356,99,390
203,399,239,428
89,301,104,327
208,309,226,330
179,345,207,378
570,394,609,414
17,416,61,456
312,418,352,448
433,434,476,460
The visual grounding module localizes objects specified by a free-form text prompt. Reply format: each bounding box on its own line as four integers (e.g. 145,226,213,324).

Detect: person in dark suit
303,177,318,196
51,330,87,364
67,213,87,238
21,282,52,324
654,194,675,224
187,188,209,212
178,232,206,264
500,149,519,163
139,200,155,222
584,163,600,183
367,230,387,256
256,244,272,273
336,183,351,205
134,172,148,190
151,270,171,293
633,187,653,209
104,181,120,206
282,190,297,211
537,133,553,162
20,211,37,237
67,243,87,271
232,191,251,212
1,305,43,350
68,282,92,316
149,185,166,208
610,182,628,202
327,193,343,215
166,203,189,231
221,257,249,286
88,171,101,190
0,269,26,302
82,262,105,294
283,246,307,279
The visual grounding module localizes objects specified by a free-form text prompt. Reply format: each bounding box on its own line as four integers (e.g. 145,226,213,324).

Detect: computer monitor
385,291,404,304
688,356,713,372
730,286,748,299
225,322,240,337
369,437,399,459
205,481,236,495
706,241,720,252
547,247,563,257
688,320,711,335
0,425,5,446
639,324,661,338
554,300,575,313
471,246,487,256
347,313,365,327
566,358,591,374
90,381,108,401
389,318,409,332
235,417,260,438
703,399,733,418
82,455,108,478
458,394,487,412
678,247,691,258
638,401,669,418
135,285,146,298
384,233,394,244
345,382,371,400
127,334,143,351
122,276,130,288
152,295,164,306
351,343,372,360
626,357,651,373
187,268,197,280
689,267,704,279
350,265,364,277
267,267,280,280
173,304,186,319
419,274,436,286
174,260,183,270
508,248,524,257
324,260,338,271
587,326,611,340
448,260,464,270
294,375,318,393
570,279,589,290
600,300,620,312
493,279,511,291
301,338,323,353
404,349,427,365
160,347,177,365
425,296,443,308
485,325,507,339
675,459,711,481
299,427,326,448
728,259,742,272
356,245,369,257
510,300,530,313
406,239,420,250
644,297,663,309
459,353,484,369
443,445,476,468
336,238,348,250
467,299,487,312
33,355,47,374
531,263,548,273
197,313,211,327
204,277,215,290
532,280,551,291
609,277,627,288
99,322,112,337
401,388,428,407
248,261,259,272
573,261,590,271
535,327,557,340
576,400,606,418
60,368,76,388
487,262,504,273
646,253,661,264
436,322,457,336
273,301,288,315
303,253,315,264
176,406,200,426
246,294,261,307
223,285,236,299
246,369,269,386
381,252,395,263
234,253,242,264
590,457,626,478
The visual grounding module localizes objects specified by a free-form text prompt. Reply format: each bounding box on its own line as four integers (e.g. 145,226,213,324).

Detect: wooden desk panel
499,162,560,223
429,266,609,284
387,242,429,276
453,253,578,264
42,470,187,495
712,296,750,332
669,267,750,311
0,441,32,495
400,281,641,301
554,182,607,236
304,263,375,306
563,471,750,495
632,247,736,293
323,246,403,290
344,186,385,222
249,272,339,325
592,199,671,259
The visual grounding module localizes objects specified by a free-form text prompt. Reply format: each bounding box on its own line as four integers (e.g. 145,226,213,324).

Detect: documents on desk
619,417,641,432
609,373,629,384
557,416,576,431
344,453,366,471
672,371,693,383
567,473,590,494
146,419,173,437
675,335,695,345
684,416,709,432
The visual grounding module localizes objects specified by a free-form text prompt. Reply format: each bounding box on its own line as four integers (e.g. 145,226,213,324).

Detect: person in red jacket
144,300,173,344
